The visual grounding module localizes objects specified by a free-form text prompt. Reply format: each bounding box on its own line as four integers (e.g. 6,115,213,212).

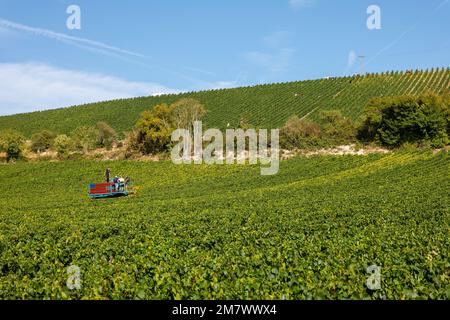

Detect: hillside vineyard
0,68,448,136
0,152,448,299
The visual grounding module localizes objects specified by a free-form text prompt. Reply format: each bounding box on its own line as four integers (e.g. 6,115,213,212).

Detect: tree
0,130,26,162
96,122,117,149
53,135,73,158
280,116,322,149
358,93,450,147
124,130,140,157
30,130,56,153
134,103,175,154
319,110,357,145
72,126,98,153
170,98,207,131
131,99,207,155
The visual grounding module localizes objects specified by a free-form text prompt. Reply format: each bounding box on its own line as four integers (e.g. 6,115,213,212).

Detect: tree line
0,98,207,161
0,121,118,161
279,92,449,150
1,93,449,162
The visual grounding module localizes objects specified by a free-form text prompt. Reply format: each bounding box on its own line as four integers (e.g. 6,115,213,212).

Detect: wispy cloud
0,25,14,38
263,31,293,48
289,0,315,10
0,18,242,100
244,31,296,74
347,50,357,68
365,0,449,67
183,66,215,76
343,50,358,75
204,81,239,90
0,63,179,115
0,18,144,58
245,49,296,73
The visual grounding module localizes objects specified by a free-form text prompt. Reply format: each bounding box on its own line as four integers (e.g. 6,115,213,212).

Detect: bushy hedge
280,110,357,150
0,129,26,162
358,93,450,148
30,130,56,153
280,116,323,149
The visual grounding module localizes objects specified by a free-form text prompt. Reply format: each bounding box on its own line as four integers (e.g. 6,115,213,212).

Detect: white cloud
245,51,272,67
184,66,215,76
244,48,296,73
0,63,179,115
0,19,225,89
244,31,296,75
0,25,14,38
342,50,361,76
205,81,238,90
347,50,357,68
263,31,293,48
289,0,315,10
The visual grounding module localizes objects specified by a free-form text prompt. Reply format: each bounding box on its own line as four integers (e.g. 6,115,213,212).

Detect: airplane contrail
365,0,449,67
0,18,145,58
0,17,236,90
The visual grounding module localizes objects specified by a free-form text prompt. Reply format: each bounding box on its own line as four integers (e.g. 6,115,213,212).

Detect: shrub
280,111,358,150
319,110,357,145
72,126,98,153
280,116,322,149
358,93,449,148
96,122,117,150
124,130,140,158
53,134,73,159
0,129,26,162
30,130,56,153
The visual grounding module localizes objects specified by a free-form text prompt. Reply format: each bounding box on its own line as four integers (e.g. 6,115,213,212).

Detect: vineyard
0,151,448,299
0,68,448,136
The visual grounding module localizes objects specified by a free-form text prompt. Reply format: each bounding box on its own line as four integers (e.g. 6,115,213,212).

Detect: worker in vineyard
118,176,125,191
113,176,119,191
105,168,111,183
125,176,130,190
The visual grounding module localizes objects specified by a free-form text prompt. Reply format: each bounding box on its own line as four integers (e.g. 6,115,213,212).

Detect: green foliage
71,126,98,153
133,103,175,154
0,129,26,161
0,69,448,136
359,93,450,148
280,110,357,150
0,152,448,299
30,130,56,153
53,134,73,159
132,99,206,155
171,98,207,131
96,122,117,150
280,116,323,149
319,110,357,145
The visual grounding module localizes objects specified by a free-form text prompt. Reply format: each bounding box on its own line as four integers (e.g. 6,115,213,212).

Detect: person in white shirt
118,176,125,191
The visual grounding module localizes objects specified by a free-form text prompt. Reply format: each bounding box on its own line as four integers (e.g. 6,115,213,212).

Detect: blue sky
0,0,449,115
